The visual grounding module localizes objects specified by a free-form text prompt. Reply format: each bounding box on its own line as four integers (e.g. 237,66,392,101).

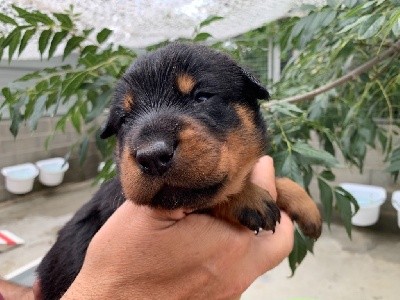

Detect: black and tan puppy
37,43,322,300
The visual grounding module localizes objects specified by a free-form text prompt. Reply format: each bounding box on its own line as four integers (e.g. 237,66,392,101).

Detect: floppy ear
241,67,270,100
99,108,124,139
99,117,116,139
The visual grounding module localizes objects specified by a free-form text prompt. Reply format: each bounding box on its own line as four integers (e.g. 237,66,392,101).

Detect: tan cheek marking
166,120,225,187
234,104,256,132
215,105,264,198
176,73,196,95
120,146,162,204
123,94,134,112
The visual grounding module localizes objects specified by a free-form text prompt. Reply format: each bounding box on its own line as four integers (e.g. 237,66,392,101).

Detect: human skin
60,156,294,300
0,278,33,300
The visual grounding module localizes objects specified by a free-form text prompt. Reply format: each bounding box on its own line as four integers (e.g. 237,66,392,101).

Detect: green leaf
337,14,371,34
2,87,13,103
335,187,358,238
61,72,88,97
358,15,385,39
0,12,18,25
27,95,47,130
54,13,73,30
8,29,21,62
292,142,338,167
79,136,89,165
386,160,400,172
320,170,335,181
19,28,36,55
199,15,223,28
16,70,43,82
12,5,29,15
194,32,212,42
281,153,304,186
85,89,112,123
10,110,22,137
2,28,21,48
392,17,400,36
9,98,26,137
38,29,53,57
96,28,113,44
81,45,98,56
48,30,68,59
25,11,54,25
288,229,314,275
344,0,359,8
55,115,68,132
63,36,85,59
71,108,82,133
318,178,333,226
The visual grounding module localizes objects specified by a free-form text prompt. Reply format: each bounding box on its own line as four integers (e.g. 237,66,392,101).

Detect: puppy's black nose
135,140,175,176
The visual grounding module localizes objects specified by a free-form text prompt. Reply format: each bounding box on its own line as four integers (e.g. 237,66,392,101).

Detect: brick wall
0,117,102,202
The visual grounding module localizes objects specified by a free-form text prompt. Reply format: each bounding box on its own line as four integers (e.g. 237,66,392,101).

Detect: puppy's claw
238,200,281,233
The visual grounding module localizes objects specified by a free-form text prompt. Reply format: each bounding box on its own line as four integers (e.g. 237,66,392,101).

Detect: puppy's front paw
238,199,281,234
276,177,322,240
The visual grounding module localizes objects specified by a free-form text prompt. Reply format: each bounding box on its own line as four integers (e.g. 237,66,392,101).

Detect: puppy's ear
99,118,116,139
99,109,123,139
241,67,270,101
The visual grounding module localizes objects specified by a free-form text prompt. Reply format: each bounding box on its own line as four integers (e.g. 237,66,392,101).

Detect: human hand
61,156,294,299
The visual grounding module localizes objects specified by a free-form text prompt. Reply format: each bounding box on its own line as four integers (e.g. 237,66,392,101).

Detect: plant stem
263,39,400,108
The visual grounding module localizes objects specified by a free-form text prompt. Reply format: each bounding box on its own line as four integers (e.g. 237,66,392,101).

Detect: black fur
37,43,269,300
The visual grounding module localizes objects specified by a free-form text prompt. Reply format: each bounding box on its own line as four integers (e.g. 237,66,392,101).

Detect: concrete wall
0,117,102,202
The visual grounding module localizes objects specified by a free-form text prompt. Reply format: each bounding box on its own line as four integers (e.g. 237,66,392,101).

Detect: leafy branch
264,39,400,107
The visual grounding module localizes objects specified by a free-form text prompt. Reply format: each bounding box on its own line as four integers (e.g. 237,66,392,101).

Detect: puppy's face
101,43,269,209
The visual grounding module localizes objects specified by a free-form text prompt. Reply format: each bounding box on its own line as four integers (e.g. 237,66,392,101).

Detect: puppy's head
101,43,269,209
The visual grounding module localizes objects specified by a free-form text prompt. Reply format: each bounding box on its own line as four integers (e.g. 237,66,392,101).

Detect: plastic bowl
35,158,69,186
391,191,400,229
1,163,39,194
340,183,386,226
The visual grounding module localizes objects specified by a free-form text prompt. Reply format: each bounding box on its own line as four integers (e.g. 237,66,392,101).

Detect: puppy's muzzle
135,139,176,176
133,112,181,176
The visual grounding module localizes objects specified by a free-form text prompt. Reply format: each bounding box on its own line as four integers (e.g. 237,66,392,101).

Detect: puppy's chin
119,145,228,208
149,177,227,210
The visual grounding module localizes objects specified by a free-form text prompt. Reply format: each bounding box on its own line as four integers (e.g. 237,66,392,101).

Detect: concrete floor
0,181,399,300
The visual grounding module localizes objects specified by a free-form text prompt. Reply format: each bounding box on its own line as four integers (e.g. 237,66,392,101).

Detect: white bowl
35,157,69,186
340,183,387,226
391,191,400,229
1,163,39,194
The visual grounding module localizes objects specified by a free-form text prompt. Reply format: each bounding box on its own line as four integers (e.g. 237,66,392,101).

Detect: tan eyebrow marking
176,73,196,95
123,94,134,111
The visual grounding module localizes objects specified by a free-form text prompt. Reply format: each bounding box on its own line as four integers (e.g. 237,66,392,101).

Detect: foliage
1,1,399,273
218,0,400,271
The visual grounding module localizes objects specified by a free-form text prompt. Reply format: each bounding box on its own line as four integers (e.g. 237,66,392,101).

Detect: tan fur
123,94,134,112
120,146,163,204
213,181,274,225
176,73,196,94
276,178,322,238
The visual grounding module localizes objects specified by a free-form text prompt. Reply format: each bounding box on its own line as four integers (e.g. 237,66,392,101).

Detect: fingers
252,212,294,272
250,156,277,201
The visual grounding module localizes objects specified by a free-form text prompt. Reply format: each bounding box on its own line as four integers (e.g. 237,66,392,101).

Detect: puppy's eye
194,92,213,103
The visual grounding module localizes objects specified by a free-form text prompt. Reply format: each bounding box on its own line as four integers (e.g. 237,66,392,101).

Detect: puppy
37,43,322,300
